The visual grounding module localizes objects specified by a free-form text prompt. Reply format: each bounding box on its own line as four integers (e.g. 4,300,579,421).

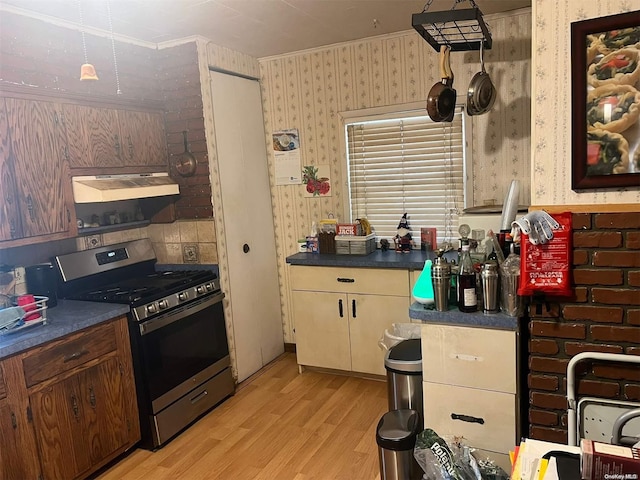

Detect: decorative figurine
380,238,390,251
394,213,413,253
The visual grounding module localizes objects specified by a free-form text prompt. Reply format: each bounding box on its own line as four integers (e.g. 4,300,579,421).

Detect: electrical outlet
182,244,199,263
84,234,103,250
14,266,25,284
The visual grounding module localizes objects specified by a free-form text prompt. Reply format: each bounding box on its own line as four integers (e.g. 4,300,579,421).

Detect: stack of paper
510,438,581,480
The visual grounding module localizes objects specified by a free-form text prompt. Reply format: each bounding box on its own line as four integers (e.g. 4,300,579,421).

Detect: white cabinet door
349,293,410,375
292,290,351,371
210,71,284,382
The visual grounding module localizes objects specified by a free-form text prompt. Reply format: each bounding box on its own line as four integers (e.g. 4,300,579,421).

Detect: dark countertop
286,250,435,269
0,300,130,360
409,302,519,330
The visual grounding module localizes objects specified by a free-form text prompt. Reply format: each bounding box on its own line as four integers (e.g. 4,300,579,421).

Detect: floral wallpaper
259,9,532,342
531,0,640,206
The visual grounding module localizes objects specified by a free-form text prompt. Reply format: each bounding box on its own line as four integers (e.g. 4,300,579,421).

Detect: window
345,107,468,249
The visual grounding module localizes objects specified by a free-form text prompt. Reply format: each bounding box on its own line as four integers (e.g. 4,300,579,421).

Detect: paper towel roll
500,180,520,231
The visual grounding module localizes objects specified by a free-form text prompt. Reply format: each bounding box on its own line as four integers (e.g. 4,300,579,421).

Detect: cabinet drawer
421,324,516,393
423,382,516,454
22,321,118,387
290,266,409,296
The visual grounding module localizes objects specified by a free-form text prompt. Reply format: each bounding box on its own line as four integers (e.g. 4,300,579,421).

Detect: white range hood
72,173,180,203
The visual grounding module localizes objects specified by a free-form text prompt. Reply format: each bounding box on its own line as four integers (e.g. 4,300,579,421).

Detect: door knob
243,243,250,253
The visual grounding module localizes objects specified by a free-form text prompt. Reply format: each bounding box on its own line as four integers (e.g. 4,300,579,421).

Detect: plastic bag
414,429,509,480
378,322,422,351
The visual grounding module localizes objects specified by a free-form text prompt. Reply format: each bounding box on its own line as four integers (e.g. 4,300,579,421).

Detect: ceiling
0,0,531,58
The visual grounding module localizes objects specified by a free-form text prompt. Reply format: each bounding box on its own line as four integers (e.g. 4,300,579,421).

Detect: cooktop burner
70,269,216,305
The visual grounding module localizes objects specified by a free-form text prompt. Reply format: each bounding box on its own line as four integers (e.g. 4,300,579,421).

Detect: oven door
135,291,230,413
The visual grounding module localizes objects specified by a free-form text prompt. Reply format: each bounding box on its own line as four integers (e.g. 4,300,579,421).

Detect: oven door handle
138,291,225,336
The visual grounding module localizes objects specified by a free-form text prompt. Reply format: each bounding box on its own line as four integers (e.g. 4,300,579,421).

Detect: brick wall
157,43,212,219
527,212,640,443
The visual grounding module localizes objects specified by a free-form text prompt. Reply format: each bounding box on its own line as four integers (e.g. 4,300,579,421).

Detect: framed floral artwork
571,11,640,190
302,165,331,197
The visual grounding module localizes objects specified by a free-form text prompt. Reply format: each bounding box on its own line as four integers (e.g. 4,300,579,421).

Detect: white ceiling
0,0,531,58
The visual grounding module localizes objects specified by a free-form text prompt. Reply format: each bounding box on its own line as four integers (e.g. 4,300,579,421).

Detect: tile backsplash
0,219,218,297
72,219,218,264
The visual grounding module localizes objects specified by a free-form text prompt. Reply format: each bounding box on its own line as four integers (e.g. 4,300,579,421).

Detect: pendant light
78,0,98,80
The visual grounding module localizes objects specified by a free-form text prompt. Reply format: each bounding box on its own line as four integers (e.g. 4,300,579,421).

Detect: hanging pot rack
412,0,492,52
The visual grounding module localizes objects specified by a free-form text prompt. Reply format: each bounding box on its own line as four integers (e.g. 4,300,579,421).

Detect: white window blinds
346,109,465,248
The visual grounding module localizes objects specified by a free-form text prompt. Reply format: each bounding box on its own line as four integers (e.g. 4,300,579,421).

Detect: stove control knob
158,299,169,310
196,285,205,295
205,283,214,292
146,303,157,314
178,292,188,302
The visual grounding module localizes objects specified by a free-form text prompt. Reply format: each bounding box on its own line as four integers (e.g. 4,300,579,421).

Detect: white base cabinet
290,266,410,376
421,324,519,472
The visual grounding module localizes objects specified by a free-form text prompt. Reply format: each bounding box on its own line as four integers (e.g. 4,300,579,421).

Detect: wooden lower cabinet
290,266,411,376
0,316,140,480
30,356,131,479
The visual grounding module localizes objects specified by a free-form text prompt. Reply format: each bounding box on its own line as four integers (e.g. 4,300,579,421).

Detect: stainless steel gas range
55,238,235,450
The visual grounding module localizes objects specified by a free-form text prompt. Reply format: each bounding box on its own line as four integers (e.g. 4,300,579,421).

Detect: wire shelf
412,8,492,52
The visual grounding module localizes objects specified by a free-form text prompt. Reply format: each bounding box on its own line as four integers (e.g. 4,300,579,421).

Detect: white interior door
210,70,284,382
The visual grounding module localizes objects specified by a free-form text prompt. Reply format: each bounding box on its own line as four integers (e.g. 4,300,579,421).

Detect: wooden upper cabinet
0,99,23,241
4,98,74,239
63,104,122,168
117,109,168,167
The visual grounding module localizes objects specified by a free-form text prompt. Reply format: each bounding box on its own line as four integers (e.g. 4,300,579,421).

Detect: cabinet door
63,104,122,168
0,98,23,241
0,357,41,480
117,110,168,167
31,375,90,480
349,294,410,375
77,357,129,464
292,290,351,371
5,98,73,238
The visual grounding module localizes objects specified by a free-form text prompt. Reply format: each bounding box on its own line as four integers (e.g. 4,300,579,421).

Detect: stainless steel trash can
385,338,423,427
376,409,421,480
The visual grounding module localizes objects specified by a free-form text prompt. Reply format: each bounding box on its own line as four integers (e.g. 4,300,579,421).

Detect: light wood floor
96,353,388,480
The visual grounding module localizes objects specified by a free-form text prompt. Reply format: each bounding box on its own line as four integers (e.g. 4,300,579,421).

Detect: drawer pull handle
89,386,96,408
451,413,484,425
338,299,343,317
63,349,89,363
337,278,355,283
10,411,17,429
190,390,208,404
71,394,79,419
352,299,356,318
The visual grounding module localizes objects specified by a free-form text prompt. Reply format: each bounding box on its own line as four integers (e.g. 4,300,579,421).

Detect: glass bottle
458,244,478,312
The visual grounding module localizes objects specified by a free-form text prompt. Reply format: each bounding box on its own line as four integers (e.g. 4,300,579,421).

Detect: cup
17,294,40,321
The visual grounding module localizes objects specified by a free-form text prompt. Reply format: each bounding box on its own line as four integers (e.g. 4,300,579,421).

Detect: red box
420,228,437,251
337,223,360,236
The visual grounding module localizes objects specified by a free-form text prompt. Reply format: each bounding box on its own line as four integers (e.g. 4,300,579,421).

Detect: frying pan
427,46,456,122
466,41,496,116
